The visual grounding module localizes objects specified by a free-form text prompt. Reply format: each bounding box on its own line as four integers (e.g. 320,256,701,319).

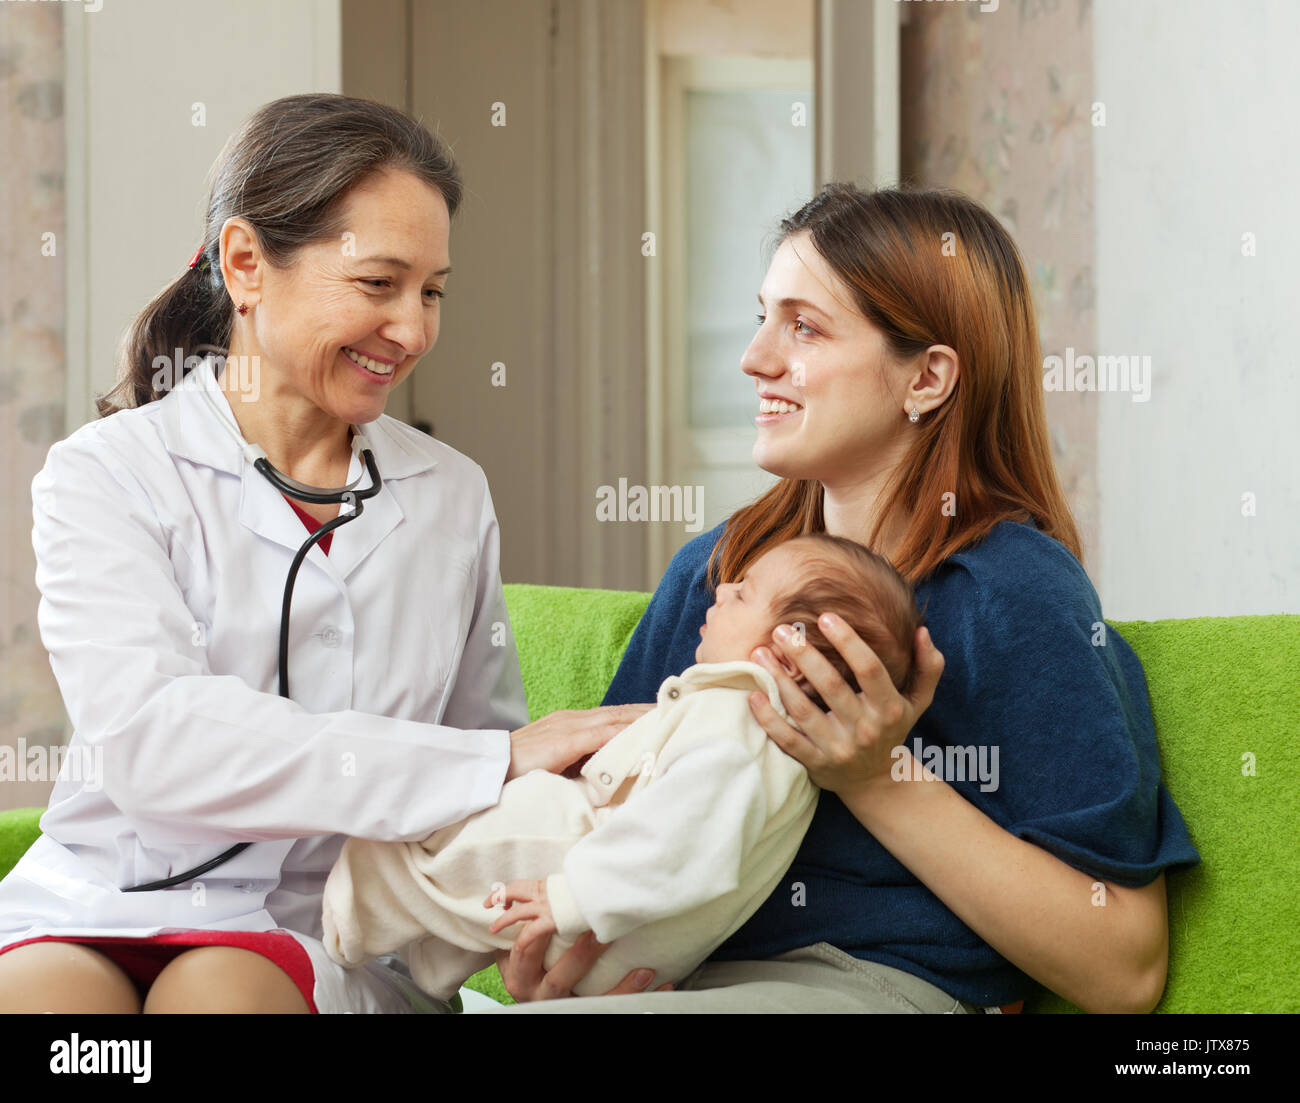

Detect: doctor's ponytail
101,93,463,417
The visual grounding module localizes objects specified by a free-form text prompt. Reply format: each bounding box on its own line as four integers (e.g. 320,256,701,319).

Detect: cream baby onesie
321,660,818,1001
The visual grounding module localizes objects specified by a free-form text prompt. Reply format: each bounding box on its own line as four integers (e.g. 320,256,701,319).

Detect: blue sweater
602,518,1201,1006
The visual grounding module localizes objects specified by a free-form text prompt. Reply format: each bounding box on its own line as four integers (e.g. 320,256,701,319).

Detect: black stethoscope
124,362,383,892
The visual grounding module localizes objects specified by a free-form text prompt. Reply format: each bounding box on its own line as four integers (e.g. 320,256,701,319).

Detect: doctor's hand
505,704,654,782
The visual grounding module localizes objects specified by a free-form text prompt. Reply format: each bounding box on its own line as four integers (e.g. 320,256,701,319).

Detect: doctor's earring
236,302,248,316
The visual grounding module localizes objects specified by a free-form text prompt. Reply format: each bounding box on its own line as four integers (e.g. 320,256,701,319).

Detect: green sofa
2,583,1297,1013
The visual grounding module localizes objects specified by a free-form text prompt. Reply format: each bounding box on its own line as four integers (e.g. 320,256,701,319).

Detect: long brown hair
100,94,462,417
709,182,1081,588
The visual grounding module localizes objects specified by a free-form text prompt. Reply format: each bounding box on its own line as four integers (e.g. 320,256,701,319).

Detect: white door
651,55,816,578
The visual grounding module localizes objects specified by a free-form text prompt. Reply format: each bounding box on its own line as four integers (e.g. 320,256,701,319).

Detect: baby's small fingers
484,878,537,910
488,911,521,935
489,899,540,933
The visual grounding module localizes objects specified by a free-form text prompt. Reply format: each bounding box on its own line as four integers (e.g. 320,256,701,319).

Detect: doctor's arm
436,477,527,735
32,440,515,847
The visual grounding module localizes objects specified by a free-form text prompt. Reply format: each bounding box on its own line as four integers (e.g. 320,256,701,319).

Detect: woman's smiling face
742,230,906,488
227,167,451,426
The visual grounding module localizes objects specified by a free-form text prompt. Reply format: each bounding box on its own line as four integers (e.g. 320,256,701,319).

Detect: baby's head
695,533,925,702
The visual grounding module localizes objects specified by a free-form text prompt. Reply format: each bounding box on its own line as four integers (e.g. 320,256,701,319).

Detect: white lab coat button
320,626,340,648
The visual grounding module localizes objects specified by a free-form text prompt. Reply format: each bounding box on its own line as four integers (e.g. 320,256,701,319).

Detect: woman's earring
237,302,248,316
908,405,920,424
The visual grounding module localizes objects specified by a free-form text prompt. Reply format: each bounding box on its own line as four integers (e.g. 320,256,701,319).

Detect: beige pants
481,941,993,1014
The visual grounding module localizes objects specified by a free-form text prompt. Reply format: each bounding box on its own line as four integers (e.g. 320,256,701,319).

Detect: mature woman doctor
0,94,655,1014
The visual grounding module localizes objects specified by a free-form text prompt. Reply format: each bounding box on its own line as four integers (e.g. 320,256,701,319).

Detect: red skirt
0,929,318,1013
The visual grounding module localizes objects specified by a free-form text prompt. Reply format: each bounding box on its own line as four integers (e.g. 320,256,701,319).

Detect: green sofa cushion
0,808,38,887
3,585,1296,1013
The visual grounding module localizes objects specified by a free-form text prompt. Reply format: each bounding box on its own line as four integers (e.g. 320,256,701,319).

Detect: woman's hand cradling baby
506,704,653,782
748,614,945,799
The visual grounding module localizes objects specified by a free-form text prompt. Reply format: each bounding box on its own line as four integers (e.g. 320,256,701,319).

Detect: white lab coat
0,355,529,1013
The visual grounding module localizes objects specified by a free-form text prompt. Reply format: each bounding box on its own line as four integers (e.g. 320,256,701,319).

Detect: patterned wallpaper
1,5,67,810
901,0,1099,578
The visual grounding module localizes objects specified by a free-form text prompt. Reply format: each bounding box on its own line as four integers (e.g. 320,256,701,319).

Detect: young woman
489,184,1201,1014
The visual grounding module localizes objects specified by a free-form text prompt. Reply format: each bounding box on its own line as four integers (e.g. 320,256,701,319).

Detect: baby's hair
768,533,926,705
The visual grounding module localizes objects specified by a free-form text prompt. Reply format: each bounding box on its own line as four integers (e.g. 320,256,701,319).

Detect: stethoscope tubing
122,405,383,893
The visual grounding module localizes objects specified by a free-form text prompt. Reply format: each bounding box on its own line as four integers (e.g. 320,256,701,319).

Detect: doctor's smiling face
219,166,451,434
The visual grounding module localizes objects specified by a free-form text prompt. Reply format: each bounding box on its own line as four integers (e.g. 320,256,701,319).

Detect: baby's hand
484,878,559,955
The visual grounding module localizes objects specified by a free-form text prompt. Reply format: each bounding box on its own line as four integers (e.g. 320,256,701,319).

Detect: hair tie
187,245,210,273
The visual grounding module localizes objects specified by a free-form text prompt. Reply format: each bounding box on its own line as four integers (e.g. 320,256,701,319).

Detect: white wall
64,0,341,425
1094,0,1300,618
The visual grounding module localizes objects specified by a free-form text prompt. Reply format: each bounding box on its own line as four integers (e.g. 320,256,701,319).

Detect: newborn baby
321,532,924,1001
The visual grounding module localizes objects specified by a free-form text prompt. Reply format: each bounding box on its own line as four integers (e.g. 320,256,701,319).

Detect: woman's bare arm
749,617,1169,1014
838,750,1169,1013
